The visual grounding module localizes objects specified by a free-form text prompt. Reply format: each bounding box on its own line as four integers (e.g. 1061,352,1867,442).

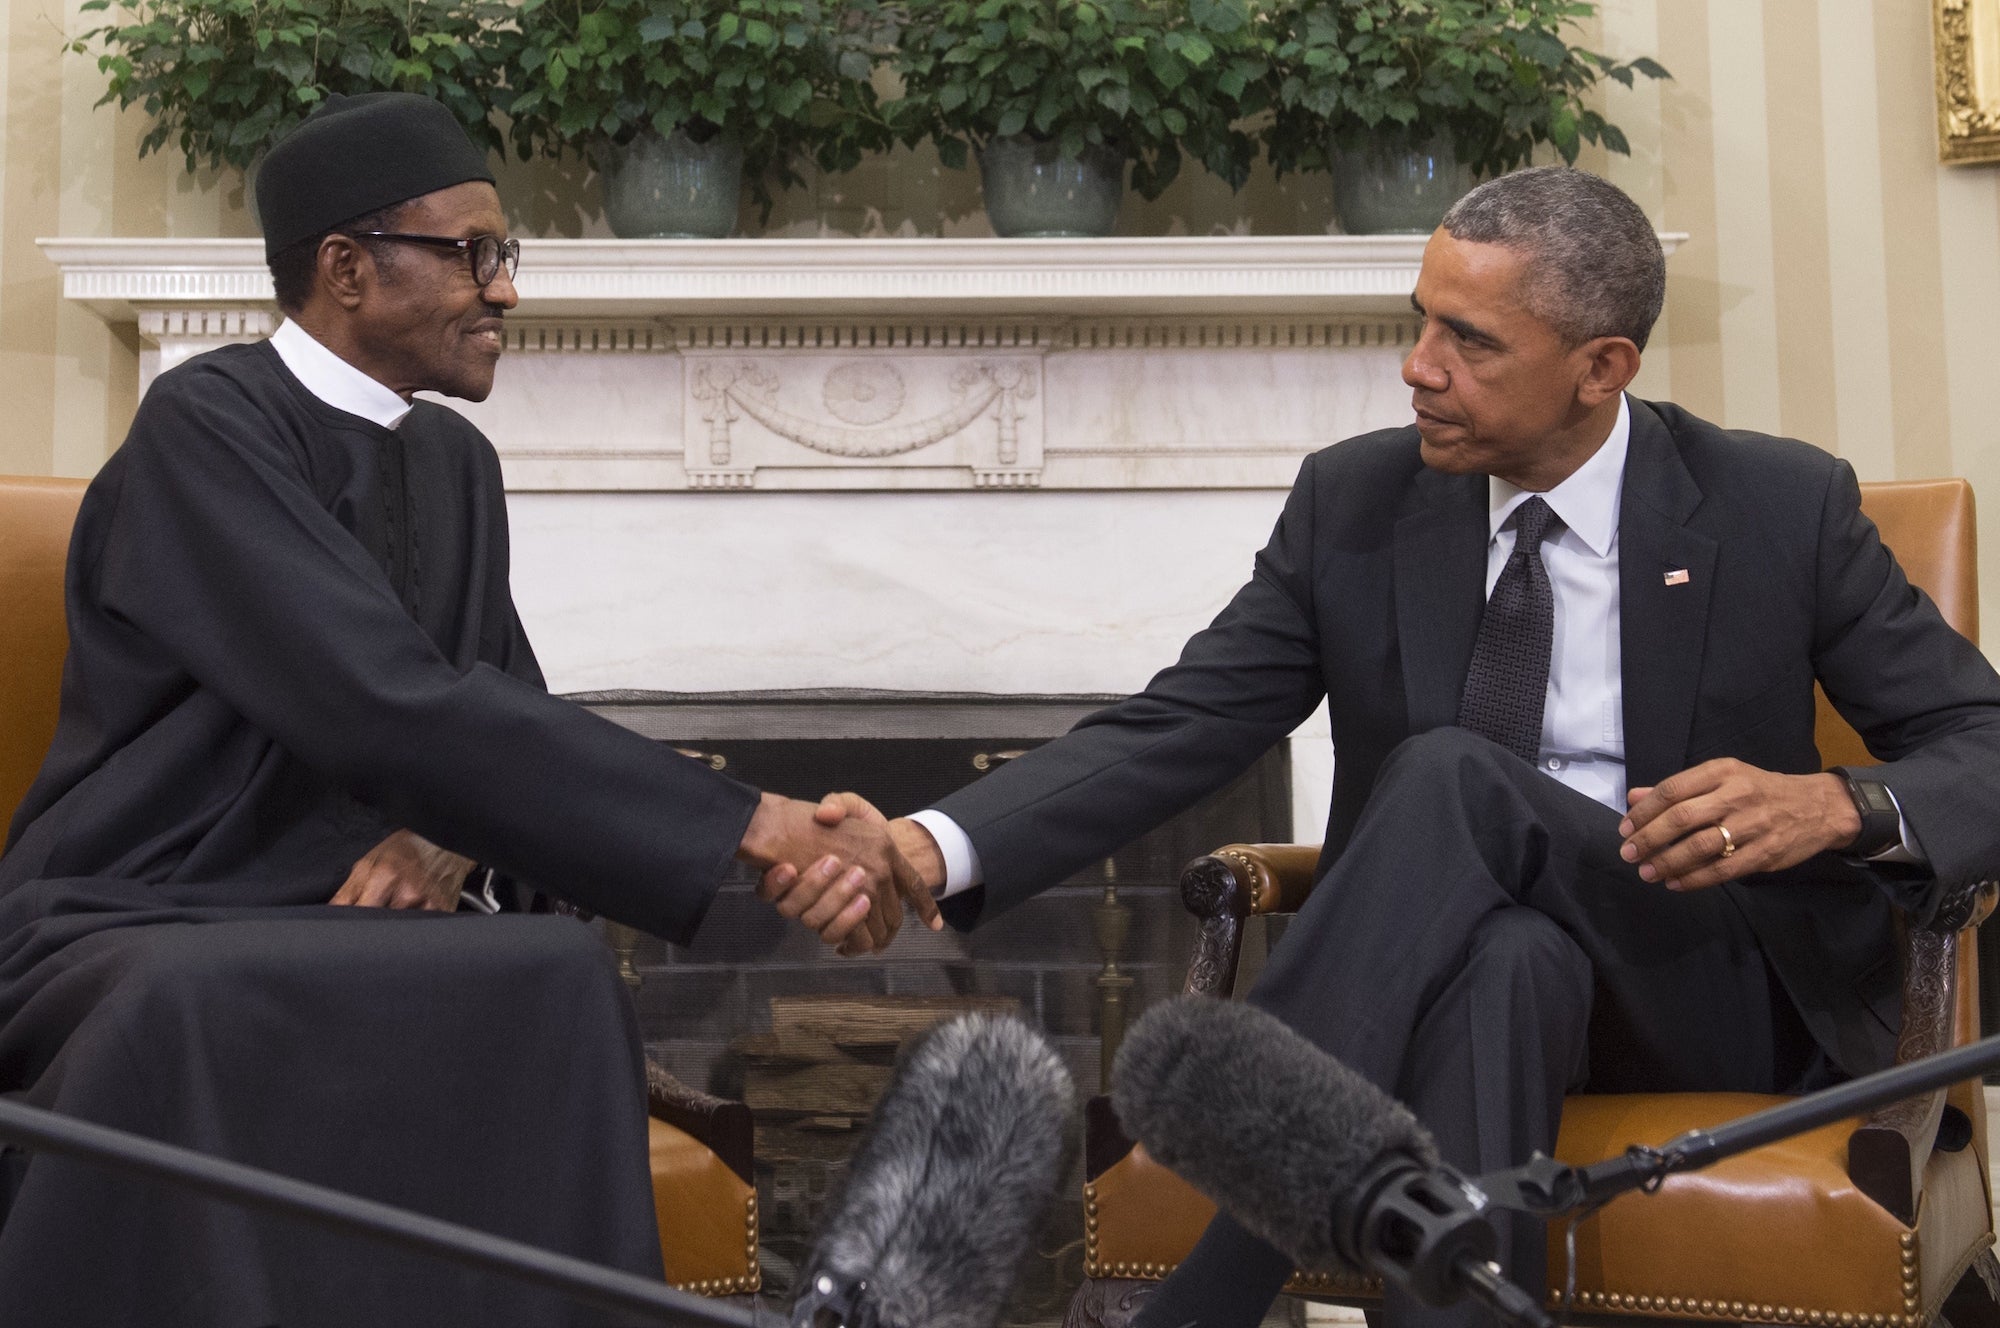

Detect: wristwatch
1828,766,1903,859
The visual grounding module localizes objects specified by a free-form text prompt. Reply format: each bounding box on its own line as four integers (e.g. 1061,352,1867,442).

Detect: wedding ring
1716,824,1736,858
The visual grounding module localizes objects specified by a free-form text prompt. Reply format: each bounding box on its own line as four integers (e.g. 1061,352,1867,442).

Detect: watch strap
1828,765,1903,859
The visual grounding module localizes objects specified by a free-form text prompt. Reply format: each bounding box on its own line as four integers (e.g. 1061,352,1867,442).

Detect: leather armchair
1072,480,2000,1328
0,475,758,1296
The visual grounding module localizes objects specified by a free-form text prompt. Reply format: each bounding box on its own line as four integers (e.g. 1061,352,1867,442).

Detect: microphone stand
1475,1033,2000,1218
1339,1156,1559,1328
0,1096,753,1328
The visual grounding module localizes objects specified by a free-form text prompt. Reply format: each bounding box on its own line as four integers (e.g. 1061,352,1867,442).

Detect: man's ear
1575,336,1642,409
315,236,371,312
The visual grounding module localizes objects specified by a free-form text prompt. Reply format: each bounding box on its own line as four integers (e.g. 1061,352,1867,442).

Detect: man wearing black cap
0,92,929,1325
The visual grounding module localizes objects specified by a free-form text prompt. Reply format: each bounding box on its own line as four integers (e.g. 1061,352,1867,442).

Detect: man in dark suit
784,166,2000,1327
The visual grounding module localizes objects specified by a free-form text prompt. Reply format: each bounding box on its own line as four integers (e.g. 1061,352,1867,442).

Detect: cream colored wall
5,0,2000,626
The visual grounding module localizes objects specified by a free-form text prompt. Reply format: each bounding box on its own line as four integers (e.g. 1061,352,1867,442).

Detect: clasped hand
330,828,474,910
740,792,942,956
1618,758,1863,891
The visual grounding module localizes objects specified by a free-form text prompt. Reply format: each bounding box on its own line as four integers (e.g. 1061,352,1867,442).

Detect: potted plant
494,0,889,238
1261,0,1668,234
72,0,505,178
883,0,1269,238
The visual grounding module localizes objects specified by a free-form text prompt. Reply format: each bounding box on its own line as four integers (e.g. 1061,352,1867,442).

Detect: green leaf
1549,106,1579,157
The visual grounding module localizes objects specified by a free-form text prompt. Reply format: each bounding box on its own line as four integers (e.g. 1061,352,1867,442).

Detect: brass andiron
1093,857,1135,1087
602,919,644,992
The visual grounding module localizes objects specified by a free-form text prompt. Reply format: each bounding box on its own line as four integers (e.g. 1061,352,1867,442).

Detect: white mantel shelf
38,233,1686,322
39,231,1688,494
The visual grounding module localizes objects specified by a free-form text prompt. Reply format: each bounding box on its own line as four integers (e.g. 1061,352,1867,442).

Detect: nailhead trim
1084,1177,1933,1328
669,1195,763,1295
1081,1182,1937,1327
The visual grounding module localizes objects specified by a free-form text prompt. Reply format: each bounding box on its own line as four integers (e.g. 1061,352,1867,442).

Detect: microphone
1112,997,1553,1328
791,1013,1076,1328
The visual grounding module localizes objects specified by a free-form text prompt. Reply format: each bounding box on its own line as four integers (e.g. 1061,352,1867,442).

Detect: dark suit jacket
935,398,2000,1075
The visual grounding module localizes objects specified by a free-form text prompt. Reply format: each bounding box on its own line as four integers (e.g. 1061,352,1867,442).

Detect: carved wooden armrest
1847,882,1995,1223
646,1057,754,1185
1178,844,1323,997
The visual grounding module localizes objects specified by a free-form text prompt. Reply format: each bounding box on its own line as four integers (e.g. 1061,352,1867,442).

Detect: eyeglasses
350,231,521,287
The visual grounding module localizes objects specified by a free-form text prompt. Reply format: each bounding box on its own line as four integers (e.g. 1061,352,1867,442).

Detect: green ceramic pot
978,135,1124,238
598,129,744,239
1328,134,1476,235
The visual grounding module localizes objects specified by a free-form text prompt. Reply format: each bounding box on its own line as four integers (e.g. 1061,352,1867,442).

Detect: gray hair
1440,167,1666,351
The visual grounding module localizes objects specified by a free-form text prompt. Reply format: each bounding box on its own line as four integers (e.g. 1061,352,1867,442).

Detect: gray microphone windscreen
803,1013,1076,1328
1111,997,1439,1273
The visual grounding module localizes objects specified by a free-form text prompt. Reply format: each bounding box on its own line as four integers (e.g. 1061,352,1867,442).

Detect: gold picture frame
1937,0,2000,164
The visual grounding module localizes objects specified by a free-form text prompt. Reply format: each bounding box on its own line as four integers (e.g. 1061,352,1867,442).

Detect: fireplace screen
578,690,1294,1318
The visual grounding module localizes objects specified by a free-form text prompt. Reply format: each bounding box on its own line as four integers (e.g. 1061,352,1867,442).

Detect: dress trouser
1134,728,1821,1328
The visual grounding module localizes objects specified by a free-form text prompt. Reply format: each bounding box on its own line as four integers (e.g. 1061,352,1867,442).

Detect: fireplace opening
577,690,1293,1319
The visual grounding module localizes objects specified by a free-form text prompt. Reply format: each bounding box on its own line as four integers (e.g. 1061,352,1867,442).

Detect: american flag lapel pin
1663,568,1691,587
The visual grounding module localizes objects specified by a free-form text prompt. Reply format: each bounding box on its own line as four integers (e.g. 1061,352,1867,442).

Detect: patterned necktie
1457,495,1561,762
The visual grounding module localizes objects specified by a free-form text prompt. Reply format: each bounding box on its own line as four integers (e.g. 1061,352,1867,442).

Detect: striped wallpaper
5,0,2000,634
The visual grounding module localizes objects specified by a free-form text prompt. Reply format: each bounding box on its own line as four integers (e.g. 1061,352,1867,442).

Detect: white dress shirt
1486,395,1630,810
896,396,1919,891
268,319,413,430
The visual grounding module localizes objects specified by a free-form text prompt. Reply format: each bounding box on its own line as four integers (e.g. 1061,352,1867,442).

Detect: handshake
734,790,948,956
331,790,948,957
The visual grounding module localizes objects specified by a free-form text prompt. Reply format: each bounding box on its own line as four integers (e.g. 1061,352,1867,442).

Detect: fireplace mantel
44,234,1469,319
39,233,1685,493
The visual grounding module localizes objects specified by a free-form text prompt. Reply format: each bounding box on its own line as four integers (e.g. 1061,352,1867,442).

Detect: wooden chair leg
1062,1277,1157,1328
1939,1249,2000,1328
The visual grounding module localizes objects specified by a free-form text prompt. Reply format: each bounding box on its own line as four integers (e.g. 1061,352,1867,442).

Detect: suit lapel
1618,401,1718,790
1394,469,1489,734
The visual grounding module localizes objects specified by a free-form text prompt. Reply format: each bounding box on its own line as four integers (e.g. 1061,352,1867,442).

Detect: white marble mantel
44,233,1449,320
41,234,1682,493
42,233,1685,831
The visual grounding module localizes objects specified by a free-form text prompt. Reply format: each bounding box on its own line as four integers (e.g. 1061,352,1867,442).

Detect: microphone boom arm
0,1096,751,1328
1477,1033,2000,1217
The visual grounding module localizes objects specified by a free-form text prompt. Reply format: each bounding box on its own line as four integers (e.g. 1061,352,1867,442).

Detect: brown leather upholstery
0,477,85,832
0,475,761,1297
1551,1094,1988,1322
1088,1093,1993,1319
1083,480,1997,1326
648,1117,761,1295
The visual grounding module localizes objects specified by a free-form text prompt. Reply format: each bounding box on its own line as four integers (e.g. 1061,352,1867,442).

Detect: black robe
0,340,760,1326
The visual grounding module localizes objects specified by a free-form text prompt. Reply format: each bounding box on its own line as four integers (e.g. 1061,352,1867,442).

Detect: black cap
256,92,495,260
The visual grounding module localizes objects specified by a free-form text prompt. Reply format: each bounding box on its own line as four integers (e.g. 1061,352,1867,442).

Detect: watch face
1859,783,1897,814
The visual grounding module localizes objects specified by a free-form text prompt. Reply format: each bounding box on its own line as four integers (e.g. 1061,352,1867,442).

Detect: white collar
268,319,413,430
1487,394,1630,557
